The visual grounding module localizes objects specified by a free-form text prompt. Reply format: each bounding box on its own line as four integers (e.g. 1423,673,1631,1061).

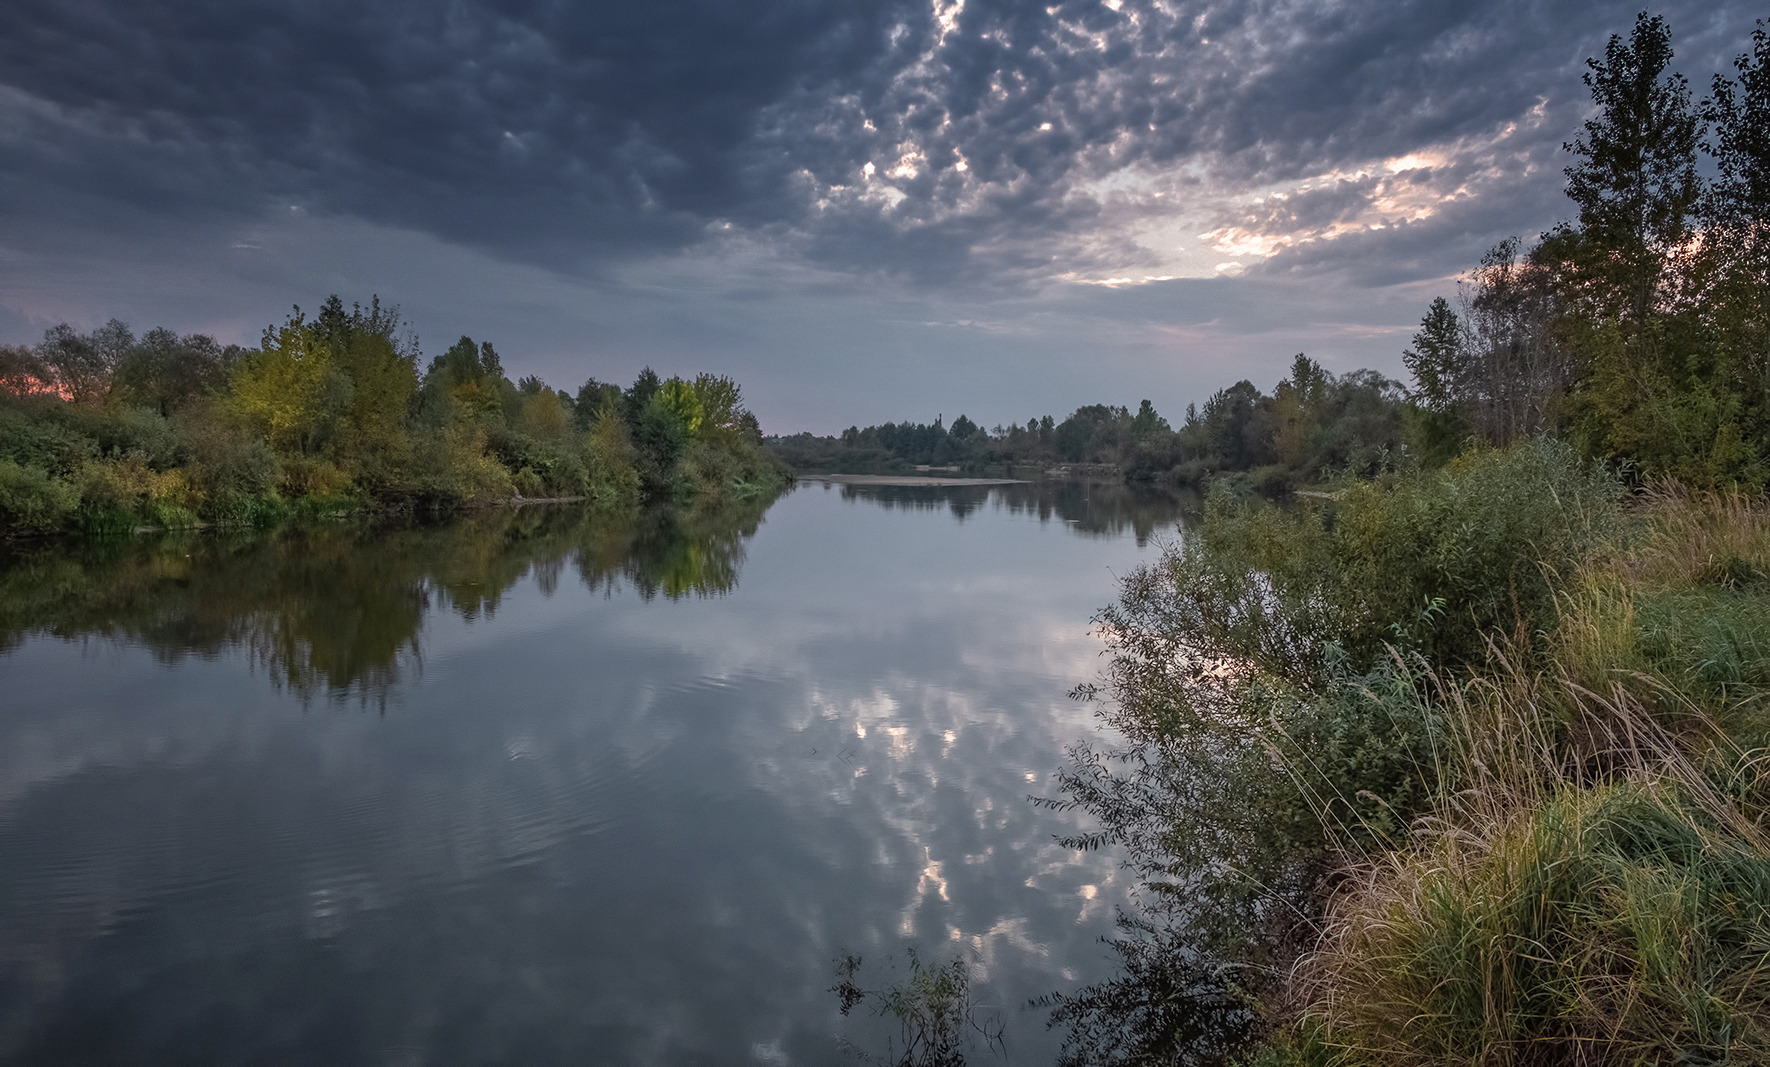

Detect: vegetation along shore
1026,14,1770,1065
0,297,790,540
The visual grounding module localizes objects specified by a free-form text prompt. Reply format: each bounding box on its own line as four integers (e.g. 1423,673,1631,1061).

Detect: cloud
3,0,1758,290
1,0,1763,427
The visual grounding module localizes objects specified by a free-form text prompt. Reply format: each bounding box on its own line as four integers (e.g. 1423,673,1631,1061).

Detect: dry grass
1614,482,1770,591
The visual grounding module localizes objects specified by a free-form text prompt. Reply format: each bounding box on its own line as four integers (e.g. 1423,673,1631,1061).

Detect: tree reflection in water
829,479,1199,546
0,491,782,703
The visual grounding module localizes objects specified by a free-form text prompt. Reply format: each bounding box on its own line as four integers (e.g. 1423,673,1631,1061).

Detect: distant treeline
769,363,1410,491
0,296,788,537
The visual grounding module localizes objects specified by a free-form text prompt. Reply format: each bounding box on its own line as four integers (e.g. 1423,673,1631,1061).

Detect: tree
37,319,133,404
1561,12,1703,323
1403,298,1466,414
111,328,232,416
421,336,507,423
1460,239,1570,444
652,378,704,438
624,367,661,424
574,377,623,429
692,374,745,435
1130,400,1170,440
1703,21,1770,409
1704,21,1770,248
232,307,342,456
0,344,50,397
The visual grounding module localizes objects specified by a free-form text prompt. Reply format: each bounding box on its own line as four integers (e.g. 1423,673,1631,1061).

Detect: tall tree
1703,20,1770,404
111,328,231,416
1403,298,1465,415
37,320,134,404
1705,21,1770,244
1460,239,1570,444
1562,12,1703,323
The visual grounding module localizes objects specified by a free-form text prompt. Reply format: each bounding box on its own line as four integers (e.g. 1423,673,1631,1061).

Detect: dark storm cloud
0,0,914,261
2,0,1759,289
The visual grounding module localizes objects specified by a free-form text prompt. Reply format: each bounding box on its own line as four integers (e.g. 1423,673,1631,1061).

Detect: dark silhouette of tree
1561,12,1703,323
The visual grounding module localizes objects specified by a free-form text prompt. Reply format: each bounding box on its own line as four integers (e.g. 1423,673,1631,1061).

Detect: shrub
277,456,355,498
0,402,98,476
0,459,78,534
512,466,545,498
584,412,641,507
1099,438,1620,734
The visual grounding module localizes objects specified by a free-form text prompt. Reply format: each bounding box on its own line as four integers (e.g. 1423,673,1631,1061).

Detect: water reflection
817,479,1198,546
0,494,776,701
0,483,1193,1065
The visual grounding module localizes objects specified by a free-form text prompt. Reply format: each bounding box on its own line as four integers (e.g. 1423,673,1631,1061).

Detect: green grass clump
1280,486,1770,1064
1304,777,1770,1065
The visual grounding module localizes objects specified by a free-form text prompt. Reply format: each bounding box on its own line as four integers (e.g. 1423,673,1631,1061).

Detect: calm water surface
0,480,1191,1065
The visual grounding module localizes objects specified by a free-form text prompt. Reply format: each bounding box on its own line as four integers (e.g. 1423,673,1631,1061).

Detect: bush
0,402,98,476
1101,439,1620,732
0,459,78,534
584,413,641,507
277,456,355,498
206,490,285,527
1329,439,1620,666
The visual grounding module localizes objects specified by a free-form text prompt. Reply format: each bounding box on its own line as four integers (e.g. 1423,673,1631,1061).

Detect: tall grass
1294,662,1770,1064
1282,489,1770,1066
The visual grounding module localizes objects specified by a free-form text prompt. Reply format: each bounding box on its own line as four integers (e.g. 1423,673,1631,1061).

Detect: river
0,479,1192,1065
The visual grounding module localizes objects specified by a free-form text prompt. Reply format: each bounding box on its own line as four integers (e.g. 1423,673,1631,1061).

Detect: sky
0,1,1762,433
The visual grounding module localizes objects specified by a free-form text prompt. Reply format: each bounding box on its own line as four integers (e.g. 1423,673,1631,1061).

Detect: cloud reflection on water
0,482,1191,1063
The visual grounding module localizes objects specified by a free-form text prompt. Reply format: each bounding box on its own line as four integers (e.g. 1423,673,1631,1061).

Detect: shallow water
0,480,1192,1065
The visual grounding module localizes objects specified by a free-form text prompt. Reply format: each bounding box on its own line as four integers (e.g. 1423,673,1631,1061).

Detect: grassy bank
1049,441,1770,1065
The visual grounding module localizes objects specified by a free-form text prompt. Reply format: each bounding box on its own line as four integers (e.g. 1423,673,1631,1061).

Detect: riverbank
1049,441,1770,1064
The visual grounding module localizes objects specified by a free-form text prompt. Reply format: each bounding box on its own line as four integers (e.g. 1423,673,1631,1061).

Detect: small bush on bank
1096,439,1618,743
0,459,79,533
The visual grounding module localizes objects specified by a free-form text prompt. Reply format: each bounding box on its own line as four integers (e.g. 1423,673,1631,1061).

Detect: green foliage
1563,12,1702,325
583,408,643,506
1389,17,1770,489
0,458,79,533
1050,442,1657,1064
652,377,704,437
1402,297,1466,417
770,371,1407,491
1098,441,1618,739
0,400,100,476
0,298,784,539
110,327,236,416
